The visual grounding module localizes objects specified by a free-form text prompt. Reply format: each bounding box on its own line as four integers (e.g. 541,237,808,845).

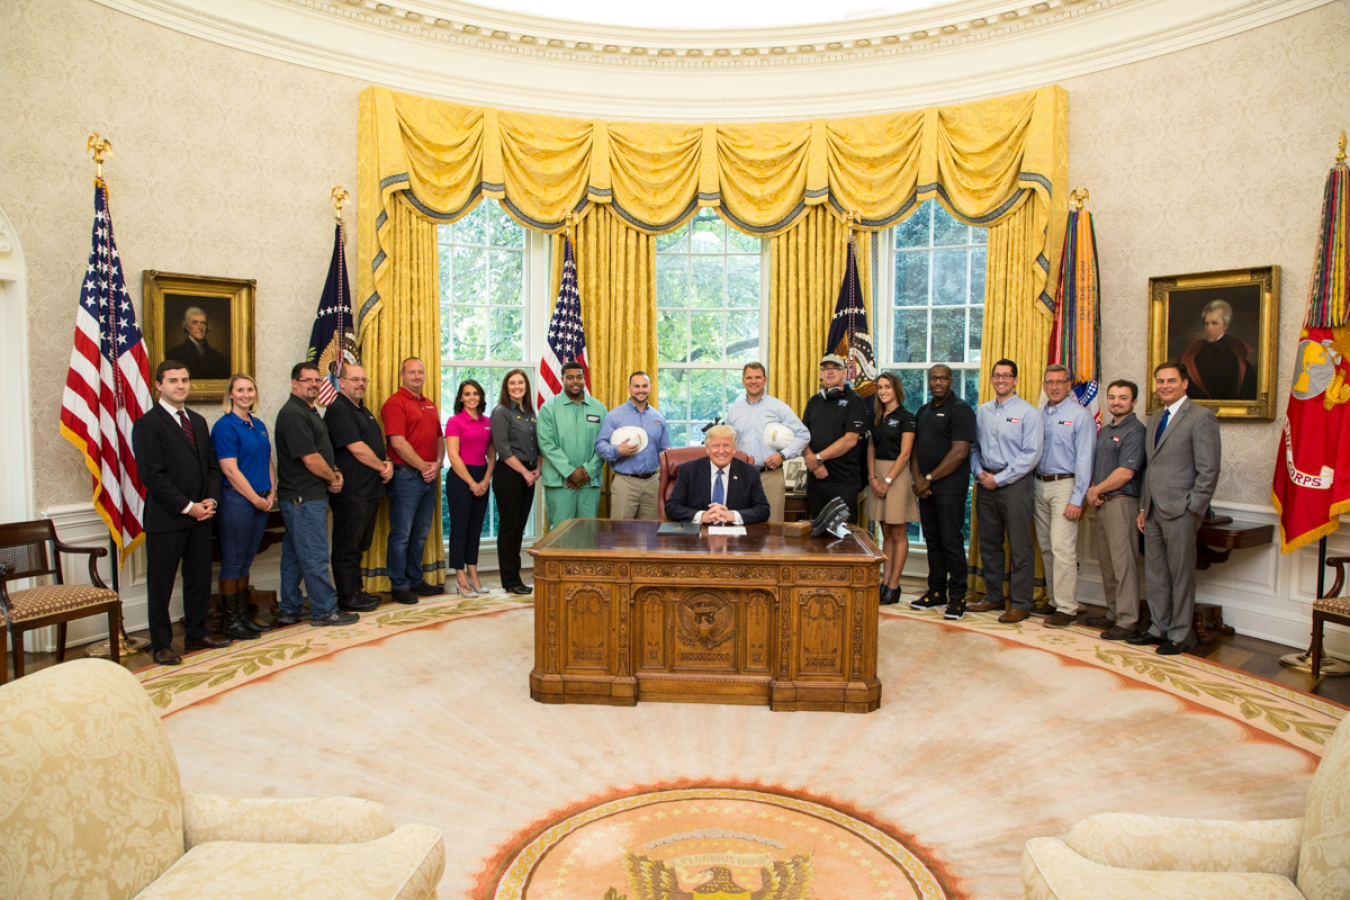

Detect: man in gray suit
1132,362,1221,655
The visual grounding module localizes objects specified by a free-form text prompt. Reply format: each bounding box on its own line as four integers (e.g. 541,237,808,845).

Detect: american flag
306,223,357,406
59,181,152,563
537,234,590,408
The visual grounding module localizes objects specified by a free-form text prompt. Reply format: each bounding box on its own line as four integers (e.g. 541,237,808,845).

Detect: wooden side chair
0,519,121,683
1312,555,1350,679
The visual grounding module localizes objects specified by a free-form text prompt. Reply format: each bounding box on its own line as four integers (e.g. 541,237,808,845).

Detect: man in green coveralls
537,360,607,525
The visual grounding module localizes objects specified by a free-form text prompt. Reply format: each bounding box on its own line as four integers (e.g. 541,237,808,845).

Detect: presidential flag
1273,155,1350,553
59,180,152,563
307,223,357,406
827,235,877,398
537,234,590,408
1044,207,1102,426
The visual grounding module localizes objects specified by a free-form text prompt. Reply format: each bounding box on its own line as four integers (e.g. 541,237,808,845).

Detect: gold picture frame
1147,266,1279,420
143,271,255,403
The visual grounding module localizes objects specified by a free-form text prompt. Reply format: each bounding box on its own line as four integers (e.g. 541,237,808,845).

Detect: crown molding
87,0,1336,116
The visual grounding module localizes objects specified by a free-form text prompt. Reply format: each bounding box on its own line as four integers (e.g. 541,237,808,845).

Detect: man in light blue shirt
968,358,1043,622
725,361,810,522
596,371,671,520
1033,364,1097,628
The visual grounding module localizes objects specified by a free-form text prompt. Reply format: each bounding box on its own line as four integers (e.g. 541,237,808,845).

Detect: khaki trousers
610,472,660,520
1033,477,1083,614
760,466,785,523
1094,494,1142,630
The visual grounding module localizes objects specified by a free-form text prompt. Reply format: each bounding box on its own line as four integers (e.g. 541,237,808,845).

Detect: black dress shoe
152,647,182,666
358,591,383,605
509,585,533,595
338,594,380,612
1125,632,1165,646
409,582,441,597
391,589,419,605
274,611,305,627
1156,640,1190,656
185,635,231,651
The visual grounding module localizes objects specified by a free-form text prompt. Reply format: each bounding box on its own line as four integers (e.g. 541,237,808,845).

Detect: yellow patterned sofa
0,658,445,899
1022,710,1349,900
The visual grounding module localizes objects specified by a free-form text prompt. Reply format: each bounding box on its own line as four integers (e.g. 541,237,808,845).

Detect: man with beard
537,360,606,525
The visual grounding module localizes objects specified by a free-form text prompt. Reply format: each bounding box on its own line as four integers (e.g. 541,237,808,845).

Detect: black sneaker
390,589,419,605
274,611,305,627
338,594,380,612
409,582,441,597
910,591,947,610
943,598,967,620
311,610,359,627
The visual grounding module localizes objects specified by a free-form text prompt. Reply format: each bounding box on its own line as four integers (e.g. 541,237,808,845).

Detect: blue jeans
280,497,337,619
386,469,436,590
218,488,268,580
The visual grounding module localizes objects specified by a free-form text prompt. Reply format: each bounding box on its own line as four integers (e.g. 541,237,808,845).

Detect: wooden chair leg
108,606,121,667
11,627,24,679
0,626,7,686
56,622,67,662
1311,611,1325,680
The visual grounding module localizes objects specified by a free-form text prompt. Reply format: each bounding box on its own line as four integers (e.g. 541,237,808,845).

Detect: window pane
932,203,967,247
898,369,927,408
452,206,489,245
453,306,488,360
969,310,983,363
657,224,689,252
658,367,690,420
971,248,987,304
489,249,523,306
689,369,726,431
690,256,724,309
657,310,689,363
894,251,929,307
690,312,725,363
657,255,689,308
931,249,968,306
453,247,487,305
726,311,759,362
691,214,724,254
960,370,981,408
487,203,524,248
726,228,759,254
932,308,966,364
894,208,929,249
489,306,523,360
726,256,760,309
973,225,988,246
892,309,929,364
668,422,689,447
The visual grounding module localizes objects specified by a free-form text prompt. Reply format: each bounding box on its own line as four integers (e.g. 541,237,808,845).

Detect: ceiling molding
88,0,1336,116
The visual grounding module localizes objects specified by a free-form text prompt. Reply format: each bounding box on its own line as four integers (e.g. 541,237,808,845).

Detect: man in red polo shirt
380,357,445,604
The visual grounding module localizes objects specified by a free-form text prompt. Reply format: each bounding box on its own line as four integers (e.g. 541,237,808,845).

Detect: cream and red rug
143,596,1344,899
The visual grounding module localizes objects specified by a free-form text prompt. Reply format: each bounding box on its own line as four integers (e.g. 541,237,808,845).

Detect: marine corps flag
1272,145,1350,552
307,222,358,405
827,235,877,398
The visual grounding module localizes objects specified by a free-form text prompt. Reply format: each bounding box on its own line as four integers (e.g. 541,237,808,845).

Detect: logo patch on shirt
1008,417,1020,423
887,418,899,426
837,399,849,406
1059,420,1073,427
586,414,601,423
1112,436,1120,443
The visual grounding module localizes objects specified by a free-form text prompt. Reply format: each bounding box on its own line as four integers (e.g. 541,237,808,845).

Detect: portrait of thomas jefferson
1178,298,1257,401
164,302,231,380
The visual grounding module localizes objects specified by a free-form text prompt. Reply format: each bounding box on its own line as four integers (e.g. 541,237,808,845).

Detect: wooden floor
8,593,1350,707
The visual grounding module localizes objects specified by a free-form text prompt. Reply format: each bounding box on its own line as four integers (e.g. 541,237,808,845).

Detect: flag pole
79,134,150,660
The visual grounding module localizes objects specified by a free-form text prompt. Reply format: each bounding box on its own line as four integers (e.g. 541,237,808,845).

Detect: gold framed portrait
1147,266,1280,420
142,271,255,402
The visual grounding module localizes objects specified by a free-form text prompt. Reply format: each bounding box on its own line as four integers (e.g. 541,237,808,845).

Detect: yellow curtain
359,196,444,589
548,207,658,518
967,201,1054,601
357,84,1068,337
768,208,872,414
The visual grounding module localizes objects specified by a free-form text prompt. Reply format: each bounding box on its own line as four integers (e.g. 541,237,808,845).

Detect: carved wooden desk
528,519,884,713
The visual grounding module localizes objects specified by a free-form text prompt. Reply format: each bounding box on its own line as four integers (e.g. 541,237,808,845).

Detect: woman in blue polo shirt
211,374,276,640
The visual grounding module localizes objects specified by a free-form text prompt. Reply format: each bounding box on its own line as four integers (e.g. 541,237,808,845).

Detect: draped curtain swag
357,84,1068,335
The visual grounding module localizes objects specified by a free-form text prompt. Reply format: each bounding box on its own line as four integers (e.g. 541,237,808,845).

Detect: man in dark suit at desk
665,425,770,525
131,359,229,666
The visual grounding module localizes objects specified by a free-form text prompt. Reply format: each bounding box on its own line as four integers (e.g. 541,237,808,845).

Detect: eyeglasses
296,377,322,384
1043,379,1069,386
928,375,952,381
990,374,1015,380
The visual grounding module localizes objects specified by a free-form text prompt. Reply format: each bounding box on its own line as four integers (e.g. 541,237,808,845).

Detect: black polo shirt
325,393,388,504
275,394,335,503
870,405,917,459
801,387,869,483
914,393,977,496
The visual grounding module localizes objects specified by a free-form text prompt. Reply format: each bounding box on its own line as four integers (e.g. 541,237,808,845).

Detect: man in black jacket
664,425,770,525
131,360,229,666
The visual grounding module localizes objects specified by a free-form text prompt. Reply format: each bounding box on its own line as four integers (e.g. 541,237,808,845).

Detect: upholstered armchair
1022,711,1350,900
0,658,444,899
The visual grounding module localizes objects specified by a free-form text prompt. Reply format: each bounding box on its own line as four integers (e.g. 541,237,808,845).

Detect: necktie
713,469,725,505
1154,407,1170,449
178,411,198,452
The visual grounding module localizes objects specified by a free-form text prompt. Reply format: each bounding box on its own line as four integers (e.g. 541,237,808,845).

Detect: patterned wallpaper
1062,0,1350,506
2,0,1348,511
0,0,363,511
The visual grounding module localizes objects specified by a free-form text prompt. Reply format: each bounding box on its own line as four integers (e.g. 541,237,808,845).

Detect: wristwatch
884,476,893,484
923,473,933,482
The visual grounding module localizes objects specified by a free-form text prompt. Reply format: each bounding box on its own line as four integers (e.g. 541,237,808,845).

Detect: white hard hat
611,425,649,452
763,423,794,451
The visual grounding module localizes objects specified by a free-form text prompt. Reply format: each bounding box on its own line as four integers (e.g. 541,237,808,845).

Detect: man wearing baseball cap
800,353,870,521
595,371,671,519
725,361,810,522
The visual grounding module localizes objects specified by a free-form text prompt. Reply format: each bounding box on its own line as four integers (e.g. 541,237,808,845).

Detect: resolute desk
528,519,884,713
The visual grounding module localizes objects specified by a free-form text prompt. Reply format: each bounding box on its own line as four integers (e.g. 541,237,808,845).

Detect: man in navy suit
664,425,770,525
131,360,229,666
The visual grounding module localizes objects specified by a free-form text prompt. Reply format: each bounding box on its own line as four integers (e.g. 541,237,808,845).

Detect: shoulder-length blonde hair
221,374,259,414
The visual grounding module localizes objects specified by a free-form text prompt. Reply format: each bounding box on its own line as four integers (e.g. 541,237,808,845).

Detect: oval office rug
145,597,1344,899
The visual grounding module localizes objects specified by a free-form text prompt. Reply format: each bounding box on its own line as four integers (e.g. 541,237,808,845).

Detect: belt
1036,473,1074,482
393,463,420,473
1101,492,1132,502
619,471,657,480
983,466,1005,474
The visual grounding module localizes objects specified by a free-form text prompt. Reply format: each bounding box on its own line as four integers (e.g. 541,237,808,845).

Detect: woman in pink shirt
444,379,496,595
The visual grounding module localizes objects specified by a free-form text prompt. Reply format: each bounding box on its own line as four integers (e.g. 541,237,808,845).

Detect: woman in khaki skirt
867,372,918,605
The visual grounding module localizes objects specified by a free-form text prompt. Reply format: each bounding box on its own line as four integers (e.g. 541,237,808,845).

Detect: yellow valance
358,84,1067,330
